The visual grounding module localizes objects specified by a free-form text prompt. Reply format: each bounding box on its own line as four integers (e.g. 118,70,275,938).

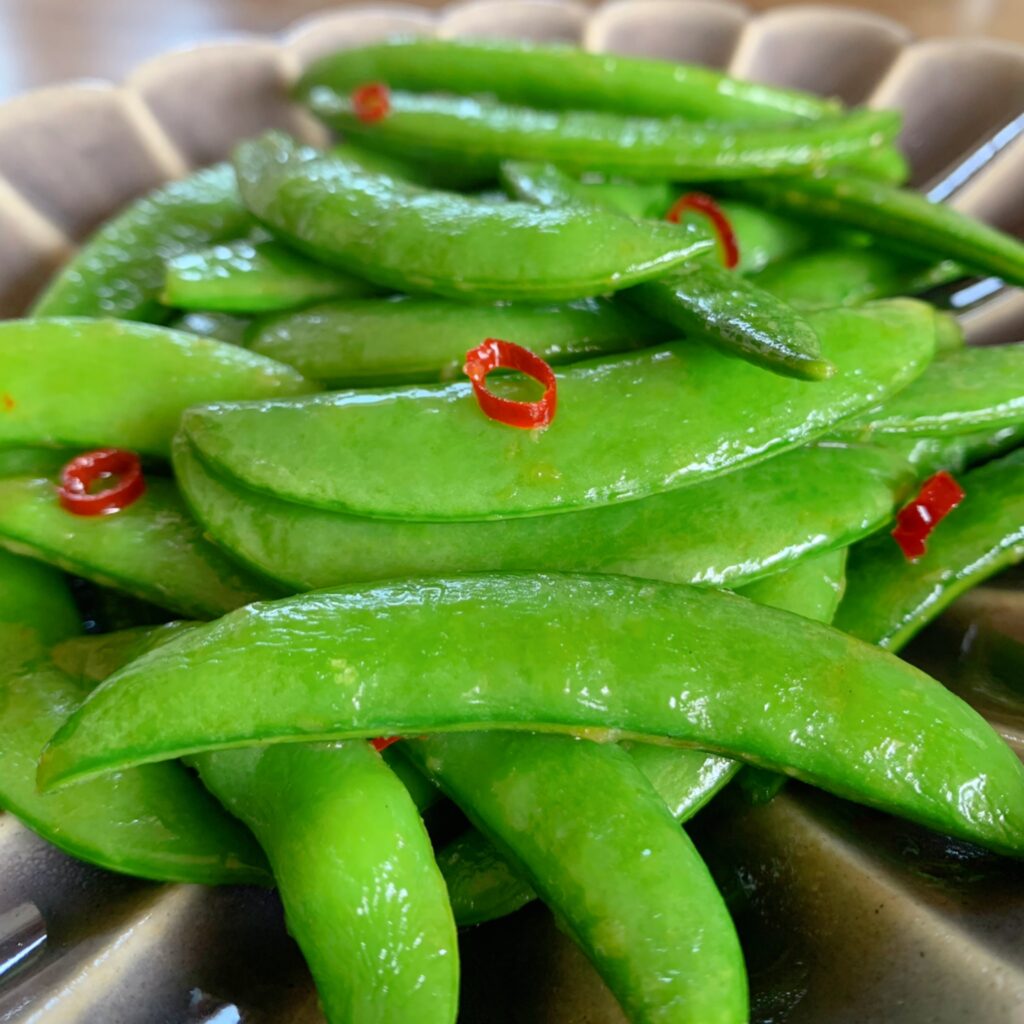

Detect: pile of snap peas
4,36,1024,1023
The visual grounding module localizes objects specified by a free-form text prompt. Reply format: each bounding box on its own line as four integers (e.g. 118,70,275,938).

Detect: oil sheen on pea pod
32,163,253,322
405,733,746,1024
247,295,672,387
836,447,1024,651
308,88,898,183
182,299,935,521
0,550,270,884
173,433,911,591
39,574,1024,856
0,317,313,457
234,133,712,302
297,38,838,123
0,474,273,619
169,311,253,346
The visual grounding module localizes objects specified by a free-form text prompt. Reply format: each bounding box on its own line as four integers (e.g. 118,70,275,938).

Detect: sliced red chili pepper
352,82,391,124
464,338,558,430
371,737,400,752
57,448,146,517
891,470,965,560
666,191,740,270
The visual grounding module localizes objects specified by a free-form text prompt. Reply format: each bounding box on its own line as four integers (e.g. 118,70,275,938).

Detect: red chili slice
371,737,400,752
666,191,740,270
464,338,558,429
352,82,391,123
57,448,146,517
891,470,965,560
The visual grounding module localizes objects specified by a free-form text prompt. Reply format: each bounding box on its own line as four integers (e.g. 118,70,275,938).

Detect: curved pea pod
183,299,934,521
873,423,1024,479
169,311,252,346
248,295,670,387
193,742,459,1024
730,171,1024,288
32,163,252,322
0,317,313,456
234,134,710,302
297,38,839,124
406,733,747,1024
40,573,1024,856
52,621,197,682
309,87,900,183
0,551,270,885
0,474,273,618
0,446,71,478
163,236,379,314
837,345,1024,438
835,448,1024,651
173,434,913,590
934,311,965,353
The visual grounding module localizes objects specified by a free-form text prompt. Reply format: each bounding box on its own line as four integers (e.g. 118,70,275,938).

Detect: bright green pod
406,733,746,1024
296,38,839,124
173,434,911,591
309,88,900,183
0,474,272,618
39,573,1024,856
0,317,312,456
247,295,671,387
32,163,252,322
836,448,1024,651
170,310,253,345
52,621,196,683
183,299,934,520
0,550,269,884
0,446,71,478
235,133,710,302
873,423,1024,478
163,236,379,314
934,311,966,354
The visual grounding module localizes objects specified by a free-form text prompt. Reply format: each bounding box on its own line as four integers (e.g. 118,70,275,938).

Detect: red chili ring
371,737,401,752
666,191,740,270
352,82,391,124
464,338,558,430
891,470,965,560
57,448,146,517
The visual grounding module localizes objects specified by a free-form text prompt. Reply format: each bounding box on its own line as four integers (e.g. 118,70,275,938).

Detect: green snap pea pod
170,311,252,346
835,448,1024,651
247,295,671,386
0,474,273,618
183,299,934,520
713,200,813,273
40,573,1024,855
935,310,966,353
234,133,711,302
173,434,913,591
0,317,312,457
728,171,1024,288
405,733,746,1024
873,423,1024,477
297,38,839,124
309,88,900,183
163,235,380,314
0,446,71,478
0,550,270,884
32,163,252,322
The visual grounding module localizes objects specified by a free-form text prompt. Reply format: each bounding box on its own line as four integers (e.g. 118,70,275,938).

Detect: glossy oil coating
0,474,272,618
836,448,1024,651
32,163,252,322
296,38,839,124
235,133,711,302
173,434,911,590
405,733,746,1024
182,300,935,520
170,310,252,345
0,317,312,456
0,550,269,885
310,88,900,183
38,573,1024,855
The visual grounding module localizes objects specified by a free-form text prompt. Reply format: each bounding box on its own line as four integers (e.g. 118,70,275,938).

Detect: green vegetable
52,621,197,682
170,310,253,345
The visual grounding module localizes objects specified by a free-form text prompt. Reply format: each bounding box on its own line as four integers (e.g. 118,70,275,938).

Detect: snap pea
234,133,711,302
934,310,966,353
0,317,312,457
173,434,912,591
405,733,747,1024
0,474,273,618
873,423,1024,478
0,550,269,884
309,88,900,183
170,310,252,346
183,299,934,520
836,448,1024,651
729,171,1024,288
32,163,252,322
52,621,197,683
0,446,70,478
163,235,379,314
40,573,1024,856
296,38,840,124
247,295,672,387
